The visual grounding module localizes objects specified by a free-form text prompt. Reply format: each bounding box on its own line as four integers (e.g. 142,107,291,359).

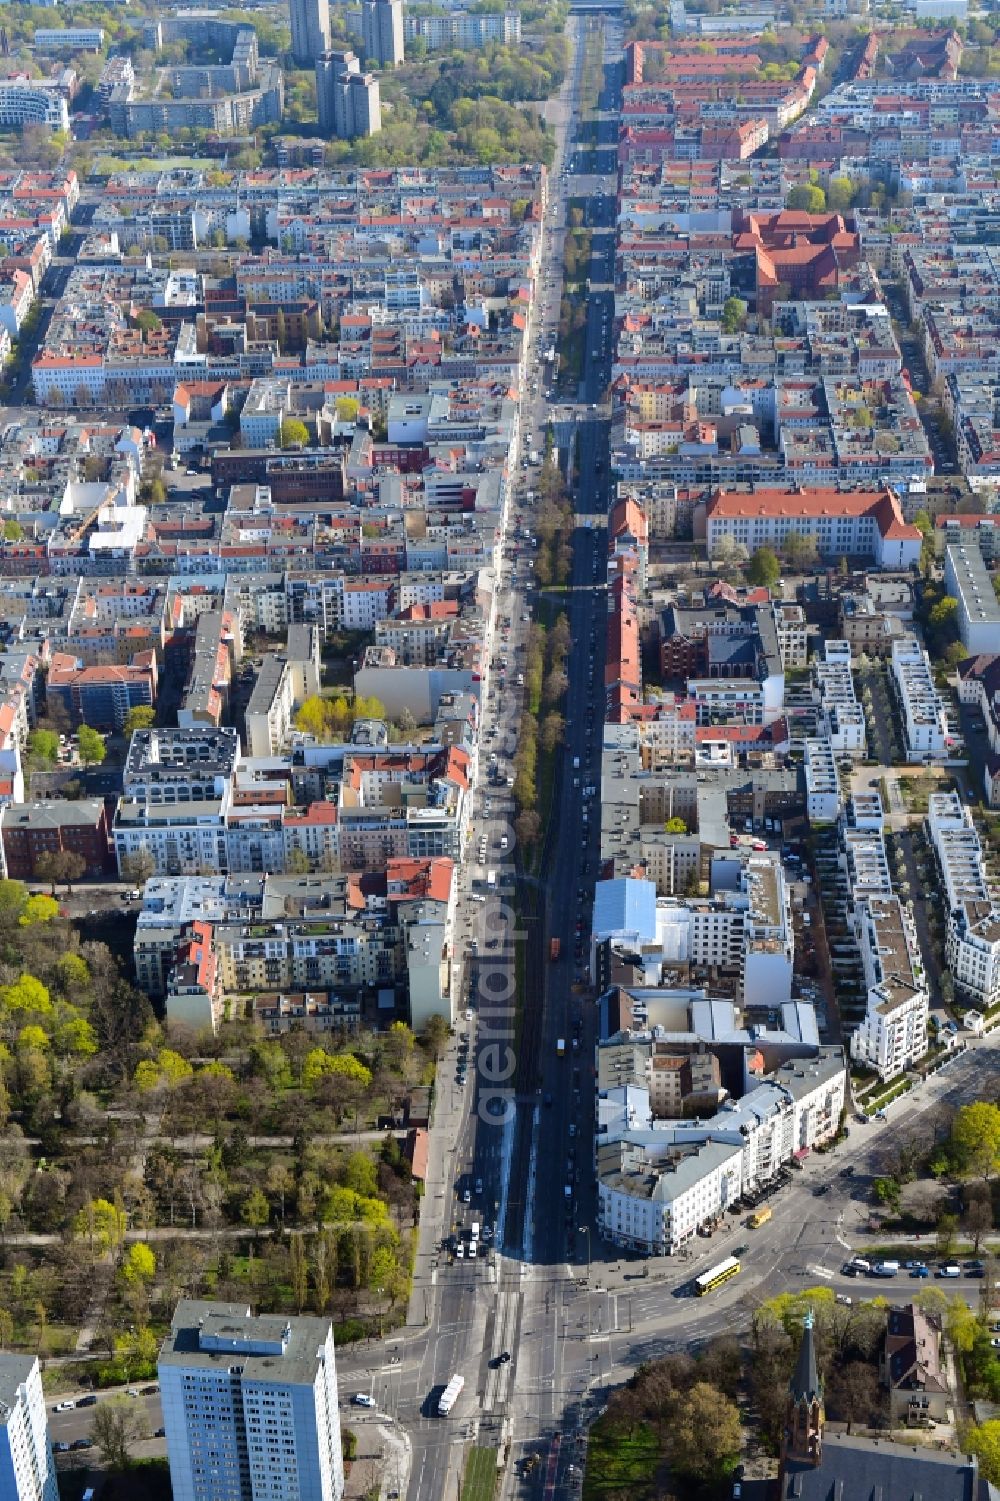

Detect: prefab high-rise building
0,1356,58,1501
159,1301,345,1501
361,0,404,67
289,0,331,67
316,49,381,139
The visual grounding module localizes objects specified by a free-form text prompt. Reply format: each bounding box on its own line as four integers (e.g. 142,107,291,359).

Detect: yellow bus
749,1206,772,1229
694,1255,741,1296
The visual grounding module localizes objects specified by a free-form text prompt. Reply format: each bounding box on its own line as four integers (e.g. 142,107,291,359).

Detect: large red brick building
0,799,114,881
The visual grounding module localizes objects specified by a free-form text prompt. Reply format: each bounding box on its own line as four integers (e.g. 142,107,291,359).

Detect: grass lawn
93,155,209,175
463,1447,498,1501
583,1418,660,1501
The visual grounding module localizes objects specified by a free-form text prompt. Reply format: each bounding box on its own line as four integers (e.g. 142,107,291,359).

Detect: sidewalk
343,1417,411,1501
405,1025,468,1329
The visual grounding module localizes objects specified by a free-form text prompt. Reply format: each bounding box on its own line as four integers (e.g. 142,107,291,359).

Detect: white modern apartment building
927,791,991,910
774,603,809,669
841,825,893,905
850,895,928,1080
160,1301,344,1501
814,641,866,756
115,795,231,876
944,543,1000,655
741,855,795,1007
0,1356,57,1501
804,737,841,823
597,1049,846,1255
0,80,68,132
890,635,949,762
927,790,1000,1009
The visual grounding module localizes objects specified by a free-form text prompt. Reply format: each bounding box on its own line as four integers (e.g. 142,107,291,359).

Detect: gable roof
781,1430,977,1501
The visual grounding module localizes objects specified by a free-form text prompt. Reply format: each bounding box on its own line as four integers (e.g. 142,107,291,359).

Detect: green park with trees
0,879,449,1398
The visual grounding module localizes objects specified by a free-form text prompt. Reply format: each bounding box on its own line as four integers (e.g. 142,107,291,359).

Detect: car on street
70,1439,93,1451
53,1442,69,1453
352,1393,375,1407
53,1402,75,1412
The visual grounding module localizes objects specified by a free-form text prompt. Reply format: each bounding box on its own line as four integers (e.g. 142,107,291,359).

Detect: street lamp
580,1223,591,1280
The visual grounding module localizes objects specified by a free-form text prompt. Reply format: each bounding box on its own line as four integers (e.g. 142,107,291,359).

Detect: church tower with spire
780,1308,824,1484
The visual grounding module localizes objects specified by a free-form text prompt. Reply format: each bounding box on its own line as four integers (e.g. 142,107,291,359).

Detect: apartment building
404,10,520,47
115,795,232,878
927,790,1000,1009
159,1301,344,1501
741,856,795,1006
850,894,928,1080
124,728,240,804
45,652,157,731
804,737,841,823
134,875,268,996
813,641,866,756
0,80,68,132
361,0,403,67
245,659,297,758
0,800,114,881
890,636,950,762
944,543,1000,655
0,1356,57,1501
592,857,793,1006
842,824,893,906
315,51,380,140
774,603,809,669
165,921,219,1032
290,0,331,65
597,1049,846,1255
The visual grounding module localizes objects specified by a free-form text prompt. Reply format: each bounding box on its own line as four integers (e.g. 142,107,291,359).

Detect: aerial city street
0,0,997,1497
